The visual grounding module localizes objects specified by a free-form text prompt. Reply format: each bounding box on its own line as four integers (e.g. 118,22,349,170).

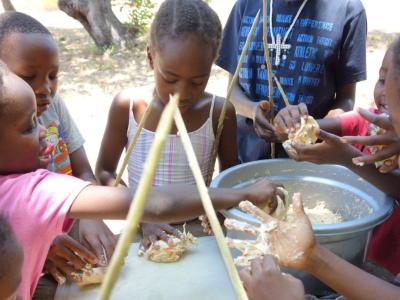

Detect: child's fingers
279,108,295,130
163,224,182,238
239,268,252,289
156,230,172,244
100,238,115,266
82,236,105,265
352,147,399,166
50,256,77,276
357,108,392,129
262,255,280,273
379,160,399,173
341,134,395,146
224,218,258,236
45,261,66,285
259,100,271,112
250,258,263,277
149,233,159,244
65,237,98,266
298,103,309,116
226,238,258,253
291,193,307,220
317,129,341,144
238,200,276,223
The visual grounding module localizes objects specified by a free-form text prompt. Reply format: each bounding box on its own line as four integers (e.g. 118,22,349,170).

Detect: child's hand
252,101,279,142
45,235,98,284
79,220,117,266
341,108,400,173
240,256,306,300
274,104,308,141
225,193,315,269
139,223,182,253
242,178,285,214
286,129,357,165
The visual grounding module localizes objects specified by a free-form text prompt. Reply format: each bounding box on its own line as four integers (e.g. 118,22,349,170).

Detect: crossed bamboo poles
100,2,289,299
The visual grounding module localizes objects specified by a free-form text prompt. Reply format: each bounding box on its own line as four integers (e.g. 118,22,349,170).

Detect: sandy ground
1,1,399,232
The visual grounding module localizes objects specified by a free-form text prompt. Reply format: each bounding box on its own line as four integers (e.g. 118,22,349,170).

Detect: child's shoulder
112,86,152,115
208,94,236,130
211,95,236,116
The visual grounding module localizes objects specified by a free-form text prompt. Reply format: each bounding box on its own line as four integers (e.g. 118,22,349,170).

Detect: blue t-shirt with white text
216,0,367,162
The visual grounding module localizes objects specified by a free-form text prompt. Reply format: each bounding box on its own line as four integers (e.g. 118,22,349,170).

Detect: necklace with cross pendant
268,33,291,66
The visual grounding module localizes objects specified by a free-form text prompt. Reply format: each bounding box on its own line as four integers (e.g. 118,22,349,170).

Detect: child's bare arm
70,147,97,184
306,244,400,300
214,97,240,171
95,92,130,187
68,179,281,223
325,83,356,117
316,118,341,136
243,194,400,300
288,130,400,198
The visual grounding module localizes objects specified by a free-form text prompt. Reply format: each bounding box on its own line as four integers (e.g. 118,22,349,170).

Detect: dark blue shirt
216,0,367,162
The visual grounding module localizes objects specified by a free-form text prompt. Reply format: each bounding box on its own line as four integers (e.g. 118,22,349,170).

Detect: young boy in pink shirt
0,62,282,300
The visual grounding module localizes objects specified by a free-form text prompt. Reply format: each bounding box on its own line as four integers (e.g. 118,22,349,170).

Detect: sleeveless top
127,95,216,190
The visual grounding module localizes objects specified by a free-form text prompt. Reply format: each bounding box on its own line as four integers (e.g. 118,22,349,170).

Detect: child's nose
35,78,52,96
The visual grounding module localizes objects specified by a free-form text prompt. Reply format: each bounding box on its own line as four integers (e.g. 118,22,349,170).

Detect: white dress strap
209,94,217,120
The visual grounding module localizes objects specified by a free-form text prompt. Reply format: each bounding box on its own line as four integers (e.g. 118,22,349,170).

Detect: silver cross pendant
268,33,291,66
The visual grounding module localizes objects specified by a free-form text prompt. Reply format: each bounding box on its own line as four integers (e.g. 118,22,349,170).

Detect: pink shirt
338,107,378,153
0,169,90,300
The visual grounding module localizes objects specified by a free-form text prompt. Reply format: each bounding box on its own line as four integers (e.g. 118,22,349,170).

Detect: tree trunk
58,0,135,48
1,0,15,11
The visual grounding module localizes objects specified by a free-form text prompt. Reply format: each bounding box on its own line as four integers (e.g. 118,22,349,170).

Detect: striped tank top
127,96,216,190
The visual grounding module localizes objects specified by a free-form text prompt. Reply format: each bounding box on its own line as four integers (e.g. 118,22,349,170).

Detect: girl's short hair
149,0,222,58
393,37,400,74
0,11,51,49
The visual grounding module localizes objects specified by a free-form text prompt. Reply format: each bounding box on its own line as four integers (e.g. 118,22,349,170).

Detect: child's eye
164,78,177,84
20,74,35,81
24,117,38,134
192,81,204,86
49,73,58,80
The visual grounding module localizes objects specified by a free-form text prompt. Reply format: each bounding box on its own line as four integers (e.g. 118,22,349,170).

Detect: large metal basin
211,159,393,295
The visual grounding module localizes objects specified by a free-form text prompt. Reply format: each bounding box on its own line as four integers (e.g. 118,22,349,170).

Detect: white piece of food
139,230,197,263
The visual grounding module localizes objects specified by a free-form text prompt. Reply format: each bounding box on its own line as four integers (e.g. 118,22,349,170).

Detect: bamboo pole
174,110,249,300
263,0,276,158
273,75,290,107
205,10,260,186
114,98,155,187
98,95,179,300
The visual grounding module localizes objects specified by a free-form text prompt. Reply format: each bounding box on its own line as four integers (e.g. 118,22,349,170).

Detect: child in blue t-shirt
216,0,367,162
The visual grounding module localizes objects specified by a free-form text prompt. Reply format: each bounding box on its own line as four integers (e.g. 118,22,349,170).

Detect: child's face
1,33,59,117
0,72,50,174
385,56,400,136
148,35,214,113
374,49,392,114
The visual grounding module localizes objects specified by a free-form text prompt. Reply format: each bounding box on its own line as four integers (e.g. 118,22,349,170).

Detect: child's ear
147,46,154,69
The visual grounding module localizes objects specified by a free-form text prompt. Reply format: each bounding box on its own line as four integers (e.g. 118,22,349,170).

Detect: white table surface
55,236,237,300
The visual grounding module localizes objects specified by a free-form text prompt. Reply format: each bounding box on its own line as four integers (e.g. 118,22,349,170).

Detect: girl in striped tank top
96,0,239,248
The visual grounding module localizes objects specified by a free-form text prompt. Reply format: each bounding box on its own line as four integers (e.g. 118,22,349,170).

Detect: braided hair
150,0,222,59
